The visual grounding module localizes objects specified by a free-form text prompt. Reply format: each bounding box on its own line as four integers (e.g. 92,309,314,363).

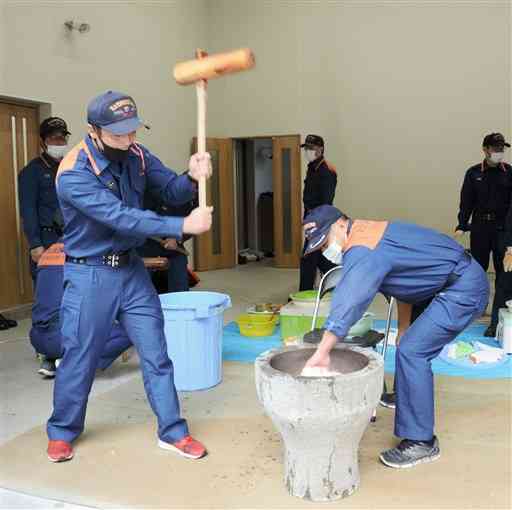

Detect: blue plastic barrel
159,291,232,391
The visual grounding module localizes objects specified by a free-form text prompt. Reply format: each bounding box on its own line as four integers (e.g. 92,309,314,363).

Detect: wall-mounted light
64,20,91,33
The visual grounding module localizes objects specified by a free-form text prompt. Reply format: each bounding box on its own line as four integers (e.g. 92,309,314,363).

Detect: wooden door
193,138,236,271
272,135,302,268
0,102,38,308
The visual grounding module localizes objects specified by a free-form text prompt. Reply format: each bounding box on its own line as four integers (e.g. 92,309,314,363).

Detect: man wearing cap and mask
31,243,132,378
299,134,338,291
46,91,213,463
18,117,71,281
488,201,512,336
302,205,488,469
455,133,512,336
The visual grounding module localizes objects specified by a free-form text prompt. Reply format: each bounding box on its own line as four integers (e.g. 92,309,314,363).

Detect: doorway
234,138,274,263
0,101,39,310
193,134,302,271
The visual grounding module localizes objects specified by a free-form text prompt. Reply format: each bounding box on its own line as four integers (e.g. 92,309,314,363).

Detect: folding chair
303,265,396,421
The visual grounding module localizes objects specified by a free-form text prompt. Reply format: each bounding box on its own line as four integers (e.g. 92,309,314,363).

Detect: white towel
469,350,504,364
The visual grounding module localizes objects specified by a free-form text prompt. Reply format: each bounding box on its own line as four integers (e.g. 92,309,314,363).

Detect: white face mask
490,152,505,164
322,241,343,265
47,144,68,161
305,149,317,163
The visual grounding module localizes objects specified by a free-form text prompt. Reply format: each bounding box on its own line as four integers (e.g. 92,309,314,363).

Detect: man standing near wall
488,202,512,336
18,117,71,280
299,134,338,290
455,133,512,336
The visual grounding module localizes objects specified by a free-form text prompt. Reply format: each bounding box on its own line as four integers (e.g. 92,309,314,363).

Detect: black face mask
101,140,130,163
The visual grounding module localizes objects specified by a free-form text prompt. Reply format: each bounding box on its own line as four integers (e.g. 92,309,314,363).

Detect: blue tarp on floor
222,320,512,379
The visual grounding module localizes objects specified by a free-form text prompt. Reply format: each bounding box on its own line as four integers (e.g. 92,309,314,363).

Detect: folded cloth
470,350,504,364
473,341,505,355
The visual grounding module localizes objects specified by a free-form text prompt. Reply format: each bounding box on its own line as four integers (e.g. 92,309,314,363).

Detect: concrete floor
0,261,509,509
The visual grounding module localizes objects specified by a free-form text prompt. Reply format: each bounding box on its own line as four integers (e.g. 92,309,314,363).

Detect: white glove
504,251,512,272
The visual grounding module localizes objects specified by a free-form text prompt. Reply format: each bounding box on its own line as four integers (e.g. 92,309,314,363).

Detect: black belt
41,226,63,234
474,212,498,222
65,251,132,268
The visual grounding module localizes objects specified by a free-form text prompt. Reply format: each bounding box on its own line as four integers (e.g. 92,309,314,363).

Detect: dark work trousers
299,246,337,291
470,221,505,280
490,271,512,328
166,252,189,293
29,230,61,283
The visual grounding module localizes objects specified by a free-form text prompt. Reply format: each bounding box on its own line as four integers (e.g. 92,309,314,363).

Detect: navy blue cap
40,117,70,138
300,134,324,148
303,205,343,256
483,132,510,148
87,91,146,135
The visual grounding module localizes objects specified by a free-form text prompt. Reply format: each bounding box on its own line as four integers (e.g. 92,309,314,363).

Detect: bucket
159,291,231,391
237,313,279,337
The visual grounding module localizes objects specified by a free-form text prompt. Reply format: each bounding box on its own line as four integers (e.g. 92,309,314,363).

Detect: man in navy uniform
47,91,213,463
455,133,512,336
488,202,512,336
18,117,71,281
303,205,488,468
299,134,338,290
31,244,132,378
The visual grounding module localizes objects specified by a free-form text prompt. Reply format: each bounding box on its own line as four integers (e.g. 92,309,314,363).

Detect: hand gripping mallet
173,48,255,207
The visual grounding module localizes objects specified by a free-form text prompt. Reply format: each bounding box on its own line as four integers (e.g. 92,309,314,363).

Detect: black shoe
38,358,56,378
380,392,396,409
484,325,496,338
380,437,440,469
0,314,17,329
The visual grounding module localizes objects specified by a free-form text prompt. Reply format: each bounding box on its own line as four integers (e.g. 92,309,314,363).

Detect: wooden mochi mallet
173,48,255,207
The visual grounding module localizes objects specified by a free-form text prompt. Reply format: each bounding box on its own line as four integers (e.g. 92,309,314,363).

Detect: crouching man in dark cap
302,205,488,469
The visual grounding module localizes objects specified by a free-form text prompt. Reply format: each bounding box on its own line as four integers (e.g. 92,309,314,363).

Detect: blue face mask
322,241,343,265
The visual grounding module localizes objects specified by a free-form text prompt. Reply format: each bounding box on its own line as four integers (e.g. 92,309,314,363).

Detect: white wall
206,0,511,234
2,0,207,169
0,0,5,91
1,0,510,249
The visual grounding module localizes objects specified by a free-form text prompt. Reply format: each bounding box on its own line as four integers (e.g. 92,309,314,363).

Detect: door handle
11,115,25,296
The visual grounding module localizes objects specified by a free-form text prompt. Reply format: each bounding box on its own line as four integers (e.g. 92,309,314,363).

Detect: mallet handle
196,49,208,209
196,79,207,208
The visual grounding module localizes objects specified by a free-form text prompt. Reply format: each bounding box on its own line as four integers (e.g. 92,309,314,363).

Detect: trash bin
159,291,232,391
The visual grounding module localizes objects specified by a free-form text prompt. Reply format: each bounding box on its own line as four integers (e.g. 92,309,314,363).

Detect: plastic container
279,301,374,341
497,308,512,354
159,291,231,391
280,301,330,339
237,313,279,337
289,290,332,304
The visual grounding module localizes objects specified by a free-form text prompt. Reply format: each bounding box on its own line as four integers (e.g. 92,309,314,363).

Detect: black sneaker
0,313,17,328
379,437,440,469
38,358,56,378
484,325,496,338
380,392,396,409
